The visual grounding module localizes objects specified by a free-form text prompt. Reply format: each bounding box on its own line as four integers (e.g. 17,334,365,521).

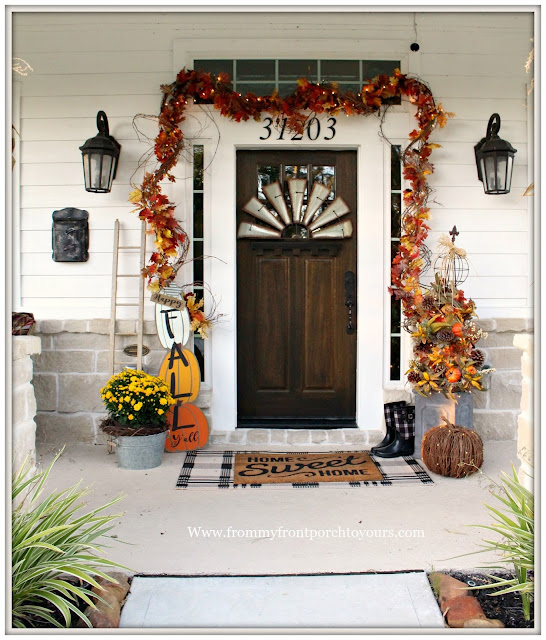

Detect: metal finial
449,226,459,244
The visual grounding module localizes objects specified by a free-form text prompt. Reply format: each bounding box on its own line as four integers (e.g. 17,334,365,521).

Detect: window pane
194,336,205,382
284,165,307,203
236,82,276,97
193,241,203,283
193,146,203,190
193,193,203,238
391,145,402,190
321,60,359,82
194,59,234,82
391,194,401,238
278,82,298,97
390,336,401,381
257,165,281,199
312,165,335,192
279,59,317,80
362,60,400,81
390,296,401,333
391,240,400,265
237,59,275,81
338,83,362,95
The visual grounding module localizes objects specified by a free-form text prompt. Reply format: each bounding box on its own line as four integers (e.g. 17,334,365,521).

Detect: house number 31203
259,116,336,141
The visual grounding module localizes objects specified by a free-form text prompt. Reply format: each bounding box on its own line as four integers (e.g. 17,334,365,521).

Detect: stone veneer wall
31,318,532,447
13,335,42,472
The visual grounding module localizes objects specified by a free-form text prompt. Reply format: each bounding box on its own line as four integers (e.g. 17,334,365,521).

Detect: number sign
260,117,336,141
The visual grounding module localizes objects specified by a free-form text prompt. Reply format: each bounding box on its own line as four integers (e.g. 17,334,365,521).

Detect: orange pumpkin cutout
165,402,209,452
158,343,200,404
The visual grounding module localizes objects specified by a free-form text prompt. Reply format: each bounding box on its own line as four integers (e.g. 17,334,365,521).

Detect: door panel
237,150,357,424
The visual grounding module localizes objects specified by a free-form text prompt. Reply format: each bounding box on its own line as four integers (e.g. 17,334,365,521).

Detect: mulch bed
440,570,534,629
99,417,167,437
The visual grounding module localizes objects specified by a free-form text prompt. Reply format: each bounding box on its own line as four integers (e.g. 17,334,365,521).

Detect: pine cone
471,349,485,368
435,328,455,343
414,342,429,354
422,296,437,312
407,371,421,384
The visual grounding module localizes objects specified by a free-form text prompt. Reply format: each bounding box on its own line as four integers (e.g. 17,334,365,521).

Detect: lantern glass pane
506,155,514,191
82,153,91,189
483,155,497,193
497,155,508,192
101,154,113,190
90,153,102,190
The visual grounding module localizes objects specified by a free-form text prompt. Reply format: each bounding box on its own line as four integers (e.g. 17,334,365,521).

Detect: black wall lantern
79,111,121,193
474,113,517,195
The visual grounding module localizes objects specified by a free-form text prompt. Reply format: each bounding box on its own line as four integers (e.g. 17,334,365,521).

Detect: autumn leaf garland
131,67,453,296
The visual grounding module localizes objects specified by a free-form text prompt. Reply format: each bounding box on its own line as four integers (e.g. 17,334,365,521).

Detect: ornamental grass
100,369,175,427
12,452,128,628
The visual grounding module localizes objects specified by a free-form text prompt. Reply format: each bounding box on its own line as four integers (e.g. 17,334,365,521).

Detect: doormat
234,452,383,484
175,451,433,489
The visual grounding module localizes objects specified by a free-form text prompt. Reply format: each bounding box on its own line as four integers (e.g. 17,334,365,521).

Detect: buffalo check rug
175,451,434,489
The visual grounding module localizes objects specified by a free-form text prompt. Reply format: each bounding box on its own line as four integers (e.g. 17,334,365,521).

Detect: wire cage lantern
434,226,469,296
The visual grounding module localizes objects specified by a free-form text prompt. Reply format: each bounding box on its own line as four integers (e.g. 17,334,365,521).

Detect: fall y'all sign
233,452,383,484
165,402,209,452
158,342,200,403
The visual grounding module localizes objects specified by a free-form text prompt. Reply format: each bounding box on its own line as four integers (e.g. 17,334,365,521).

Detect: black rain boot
373,432,415,458
371,401,406,453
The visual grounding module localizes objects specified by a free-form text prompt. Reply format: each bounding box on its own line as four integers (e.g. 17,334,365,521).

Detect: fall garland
130,67,454,330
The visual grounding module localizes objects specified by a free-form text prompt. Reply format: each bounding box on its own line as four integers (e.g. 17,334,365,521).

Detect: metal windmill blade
262,181,291,226
237,222,282,239
242,196,284,231
311,220,353,239
287,178,307,223
302,182,331,226
308,197,351,231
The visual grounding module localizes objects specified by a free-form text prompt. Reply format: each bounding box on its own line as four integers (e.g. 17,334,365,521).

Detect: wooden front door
237,150,357,426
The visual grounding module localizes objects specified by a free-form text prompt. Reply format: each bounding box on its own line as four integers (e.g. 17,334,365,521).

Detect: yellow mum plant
100,369,175,427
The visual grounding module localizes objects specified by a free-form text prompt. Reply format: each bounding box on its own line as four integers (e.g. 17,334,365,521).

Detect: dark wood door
237,150,357,426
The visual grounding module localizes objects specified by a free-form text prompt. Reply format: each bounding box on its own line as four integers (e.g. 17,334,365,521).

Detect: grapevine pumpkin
421,417,483,478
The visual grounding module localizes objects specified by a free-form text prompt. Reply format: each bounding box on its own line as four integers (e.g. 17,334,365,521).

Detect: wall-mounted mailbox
52,208,89,262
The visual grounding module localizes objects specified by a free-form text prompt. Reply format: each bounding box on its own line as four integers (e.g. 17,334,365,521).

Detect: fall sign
233,452,383,484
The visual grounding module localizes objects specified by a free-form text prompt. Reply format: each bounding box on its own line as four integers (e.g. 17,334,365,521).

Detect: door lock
344,271,356,335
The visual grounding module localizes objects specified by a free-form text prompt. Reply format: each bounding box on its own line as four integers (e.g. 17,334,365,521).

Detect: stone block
463,618,504,629
311,430,328,444
63,320,89,333
270,429,287,444
12,418,37,473
490,371,522,410
31,374,57,413
13,357,34,387
210,432,228,445
476,318,496,332
483,332,523,348
38,320,63,334
443,596,486,628
58,374,108,413
343,430,366,445
195,385,212,410
326,430,344,444
12,335,42,359
116,320,136,335
246,429,270,444
12,385,34,424
430,573,470,606
33,350,95,374
228,430,246,444
89,319,110,334
520,352,533,379
142,350,165,375
473,410,517,440
485,347,523,371
383,389,412,405
366,430,383,447
95,351,111,373
38,336,53,350
287,430,309,445
472,389,488,410
35,412,95,445
143,333,164,352
54,332,109,350
495,318,533,333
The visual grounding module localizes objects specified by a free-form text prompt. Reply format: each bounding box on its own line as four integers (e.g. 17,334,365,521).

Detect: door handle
344,271,356,335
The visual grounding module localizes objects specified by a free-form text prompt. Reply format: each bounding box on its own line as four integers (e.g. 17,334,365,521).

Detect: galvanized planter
414,392,474,459
114,431,166,470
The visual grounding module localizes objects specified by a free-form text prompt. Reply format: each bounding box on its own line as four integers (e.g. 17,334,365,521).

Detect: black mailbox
52,208,89,262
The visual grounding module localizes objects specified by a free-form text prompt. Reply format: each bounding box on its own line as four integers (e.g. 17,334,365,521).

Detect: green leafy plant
12,452,128,628
469,465,534,621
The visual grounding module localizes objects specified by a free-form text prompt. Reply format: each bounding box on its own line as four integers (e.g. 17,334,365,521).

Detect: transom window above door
193,59,401,97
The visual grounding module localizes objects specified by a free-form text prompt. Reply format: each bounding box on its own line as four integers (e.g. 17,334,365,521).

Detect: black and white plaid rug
175,450,433,489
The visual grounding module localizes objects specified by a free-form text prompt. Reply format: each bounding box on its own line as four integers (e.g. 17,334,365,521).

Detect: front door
237,150,357,426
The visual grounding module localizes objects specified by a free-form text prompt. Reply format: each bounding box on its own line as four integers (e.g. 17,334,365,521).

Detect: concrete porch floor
36,440,517,576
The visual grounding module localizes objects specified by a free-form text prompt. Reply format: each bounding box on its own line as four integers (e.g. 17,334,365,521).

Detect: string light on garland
130,68,454,297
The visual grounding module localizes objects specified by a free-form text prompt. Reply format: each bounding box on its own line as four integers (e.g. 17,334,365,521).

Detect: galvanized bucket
114,431,166,470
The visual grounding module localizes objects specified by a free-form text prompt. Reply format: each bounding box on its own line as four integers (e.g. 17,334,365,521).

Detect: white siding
12,9,535,319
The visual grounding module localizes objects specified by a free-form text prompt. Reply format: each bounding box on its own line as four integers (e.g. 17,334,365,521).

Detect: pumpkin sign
155,303,191,350
165,402,209,452
158,342,200,404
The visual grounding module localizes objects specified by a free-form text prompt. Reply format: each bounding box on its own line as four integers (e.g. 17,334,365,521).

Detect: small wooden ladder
109,219,147,376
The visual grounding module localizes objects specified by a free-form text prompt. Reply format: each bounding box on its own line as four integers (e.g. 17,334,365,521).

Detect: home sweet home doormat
233,452,383,484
